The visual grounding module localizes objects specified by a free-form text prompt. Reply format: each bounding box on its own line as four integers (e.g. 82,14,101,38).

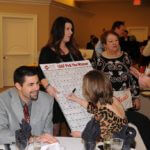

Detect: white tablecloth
0,124,146,150
57,137,85,150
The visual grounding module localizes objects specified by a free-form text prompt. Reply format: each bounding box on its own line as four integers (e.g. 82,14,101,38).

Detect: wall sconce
133,0,141,5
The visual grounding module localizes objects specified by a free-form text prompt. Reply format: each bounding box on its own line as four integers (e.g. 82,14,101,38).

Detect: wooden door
0,13,37,87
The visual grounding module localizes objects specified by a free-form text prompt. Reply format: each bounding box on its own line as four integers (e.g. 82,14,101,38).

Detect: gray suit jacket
0,88,54,144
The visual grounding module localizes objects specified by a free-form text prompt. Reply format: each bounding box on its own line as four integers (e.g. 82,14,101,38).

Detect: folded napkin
15,119,32,150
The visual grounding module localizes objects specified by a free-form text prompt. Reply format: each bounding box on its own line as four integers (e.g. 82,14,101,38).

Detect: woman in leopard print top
67,70,127,141
87,102,127,141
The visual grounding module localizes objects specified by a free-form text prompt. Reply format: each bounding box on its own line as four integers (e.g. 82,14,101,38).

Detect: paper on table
25,142,62,150
41,142,61,150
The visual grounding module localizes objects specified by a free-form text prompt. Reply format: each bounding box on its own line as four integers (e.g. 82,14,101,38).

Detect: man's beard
30,91,39,101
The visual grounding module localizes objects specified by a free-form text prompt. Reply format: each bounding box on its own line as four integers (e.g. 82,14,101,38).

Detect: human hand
70,131,81,138
46,85,59,99
133,98,141,110
36,133,58,144
67,93,88,108
130,66,141,79
67,93,79,103
139,75,150,88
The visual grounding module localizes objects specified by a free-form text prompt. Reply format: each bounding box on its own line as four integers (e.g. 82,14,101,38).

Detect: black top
96,52,140,99
86,42,95,50
38,46,83,80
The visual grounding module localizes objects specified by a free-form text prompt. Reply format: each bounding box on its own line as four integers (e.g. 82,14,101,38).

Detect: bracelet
45,83,51,90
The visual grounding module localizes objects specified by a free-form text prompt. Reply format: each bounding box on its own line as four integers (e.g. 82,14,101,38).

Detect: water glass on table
110,138,124,150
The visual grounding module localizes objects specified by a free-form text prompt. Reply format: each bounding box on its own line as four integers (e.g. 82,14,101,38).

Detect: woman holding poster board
94,30,150,149
38,16,83,136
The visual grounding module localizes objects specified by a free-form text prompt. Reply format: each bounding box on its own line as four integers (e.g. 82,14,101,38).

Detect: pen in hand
72,88,76,93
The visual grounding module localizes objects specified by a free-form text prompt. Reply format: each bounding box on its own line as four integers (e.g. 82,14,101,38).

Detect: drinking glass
110,138,124,150
103,140,111,150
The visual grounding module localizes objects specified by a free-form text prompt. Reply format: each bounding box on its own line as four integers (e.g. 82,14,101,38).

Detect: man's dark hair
112,21,125,31
14,66,38,85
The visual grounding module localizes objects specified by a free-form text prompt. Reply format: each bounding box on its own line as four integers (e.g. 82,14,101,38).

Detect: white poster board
40,60,93,132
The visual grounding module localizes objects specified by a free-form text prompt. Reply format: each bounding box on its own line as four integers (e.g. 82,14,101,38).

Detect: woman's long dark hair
47,16,80,57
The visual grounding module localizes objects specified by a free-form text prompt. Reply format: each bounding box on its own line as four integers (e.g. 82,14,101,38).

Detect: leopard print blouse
87,102,128,141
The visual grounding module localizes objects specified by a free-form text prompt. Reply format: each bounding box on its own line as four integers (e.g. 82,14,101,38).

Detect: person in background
86,35,96,50
38,16,83,136
92,36,99,50
67,70,127,141
94,29,106,57
131,37,150,87
86,35,99,51
112,21,129,54
112,21,130,52
95,30,150,149
123,30,129,41
95,38,103,57
112,21,141,64
0,66,56,145
112,21,125,39
122,30,131,55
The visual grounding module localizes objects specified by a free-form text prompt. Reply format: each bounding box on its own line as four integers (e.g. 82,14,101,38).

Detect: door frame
0,13,37,88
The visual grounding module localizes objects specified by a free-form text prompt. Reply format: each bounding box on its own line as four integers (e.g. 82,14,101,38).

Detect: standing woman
38,16,83,136
94,30,150,149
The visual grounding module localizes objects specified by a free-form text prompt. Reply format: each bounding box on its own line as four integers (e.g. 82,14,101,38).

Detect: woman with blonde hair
67,70,127,141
